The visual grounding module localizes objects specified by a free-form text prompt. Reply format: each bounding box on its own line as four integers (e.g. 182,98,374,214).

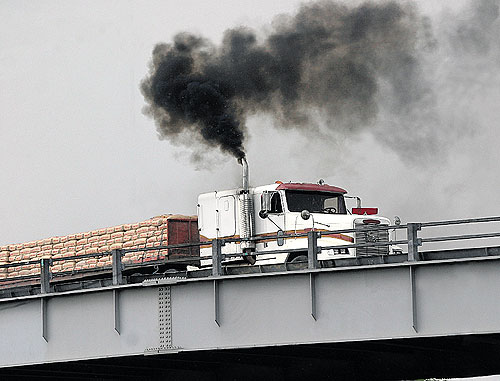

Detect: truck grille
355,224,389,256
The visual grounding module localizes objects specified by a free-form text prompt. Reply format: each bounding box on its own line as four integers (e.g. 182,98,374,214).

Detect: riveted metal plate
159,286,172,349
145,286,179,354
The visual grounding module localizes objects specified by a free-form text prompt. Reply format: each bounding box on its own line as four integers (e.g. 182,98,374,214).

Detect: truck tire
289,255,307,263
243,254,256,265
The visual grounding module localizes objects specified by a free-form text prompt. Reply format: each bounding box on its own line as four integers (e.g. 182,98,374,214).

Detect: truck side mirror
301,210,311,220
260,192,273,217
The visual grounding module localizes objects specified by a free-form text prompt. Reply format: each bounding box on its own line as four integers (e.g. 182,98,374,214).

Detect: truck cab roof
199,182,348,198
253,182,347,194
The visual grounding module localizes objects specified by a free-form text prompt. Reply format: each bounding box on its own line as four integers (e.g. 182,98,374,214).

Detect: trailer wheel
289,255,307,263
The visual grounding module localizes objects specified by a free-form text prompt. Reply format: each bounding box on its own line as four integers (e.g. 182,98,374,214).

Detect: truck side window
324,197,338,211
270,193,283,213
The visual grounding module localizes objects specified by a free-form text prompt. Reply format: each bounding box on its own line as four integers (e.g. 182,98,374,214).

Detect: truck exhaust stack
241,157,249,191
238,157,255,253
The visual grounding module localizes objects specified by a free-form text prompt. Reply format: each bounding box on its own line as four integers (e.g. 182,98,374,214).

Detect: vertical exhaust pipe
240,157,249,191
238,157,255,254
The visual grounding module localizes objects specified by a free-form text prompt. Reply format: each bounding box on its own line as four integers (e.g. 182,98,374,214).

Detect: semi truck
0,159,397,285
197,158,396,266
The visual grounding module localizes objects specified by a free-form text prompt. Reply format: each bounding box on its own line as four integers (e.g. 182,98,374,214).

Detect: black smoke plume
141,1,430,160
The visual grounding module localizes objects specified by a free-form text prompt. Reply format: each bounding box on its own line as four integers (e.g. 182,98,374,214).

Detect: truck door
216,195,236,238
255,191,285,242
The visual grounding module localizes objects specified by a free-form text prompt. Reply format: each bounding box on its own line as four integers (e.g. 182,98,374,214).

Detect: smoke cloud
141,0,500,166
141,0,433,161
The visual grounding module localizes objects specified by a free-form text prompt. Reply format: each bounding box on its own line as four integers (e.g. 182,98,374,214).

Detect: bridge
2,217,500,380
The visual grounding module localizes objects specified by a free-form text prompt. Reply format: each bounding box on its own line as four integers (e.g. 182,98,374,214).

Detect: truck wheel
243,255,256,265
289,255,307,263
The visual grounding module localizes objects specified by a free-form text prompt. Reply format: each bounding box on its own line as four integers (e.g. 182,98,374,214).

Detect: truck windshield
285,190,347,214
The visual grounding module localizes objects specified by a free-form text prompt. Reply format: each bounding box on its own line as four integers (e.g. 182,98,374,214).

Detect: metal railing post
308,231,319,269
112,249,124,285
212,239,223,277
407,223,422,261
40,258,51,294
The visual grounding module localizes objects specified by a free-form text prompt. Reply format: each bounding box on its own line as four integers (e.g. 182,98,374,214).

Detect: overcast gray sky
1,0,499,246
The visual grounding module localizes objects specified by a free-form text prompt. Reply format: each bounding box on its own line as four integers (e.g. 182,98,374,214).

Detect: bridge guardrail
2,216,500,291
211,216,500,275
0,243,202,292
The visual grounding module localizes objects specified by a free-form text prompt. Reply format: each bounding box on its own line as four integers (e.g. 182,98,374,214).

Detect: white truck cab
198,176,393,266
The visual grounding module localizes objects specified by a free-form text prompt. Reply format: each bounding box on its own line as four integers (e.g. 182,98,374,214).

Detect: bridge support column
310,273,317,321
214,280,220,327
410,266,418,332
41,298,48,342
113,290,120,335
